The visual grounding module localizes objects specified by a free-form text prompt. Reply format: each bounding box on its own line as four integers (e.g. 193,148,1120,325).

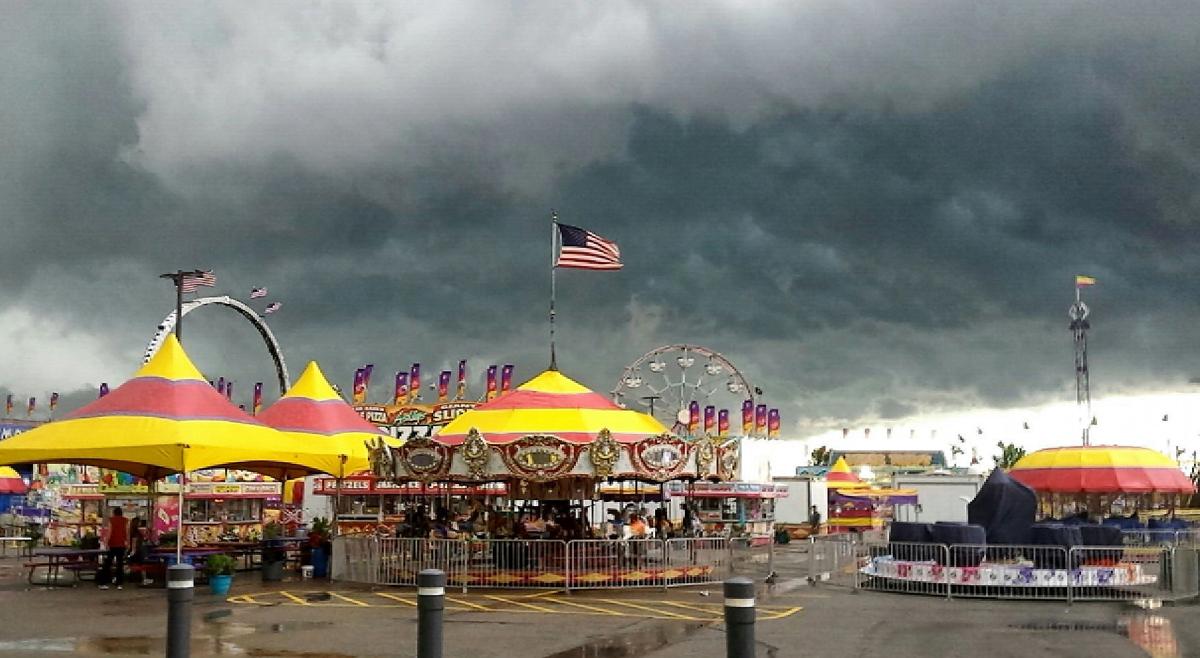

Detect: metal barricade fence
808,535,869,589
567,538,665,590
460,538,567,589
663,537,730,587
858,541,950,597
729,537,774,580
332,535,379,583
1068,545,1170,602
1121,529,1184,548
943,544,1070,601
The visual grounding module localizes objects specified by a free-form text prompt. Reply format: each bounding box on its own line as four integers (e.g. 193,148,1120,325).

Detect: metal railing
810,532,1200,603
333,535,730,590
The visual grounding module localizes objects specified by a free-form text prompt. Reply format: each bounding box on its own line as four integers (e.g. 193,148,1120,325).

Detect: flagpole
550,210,558,371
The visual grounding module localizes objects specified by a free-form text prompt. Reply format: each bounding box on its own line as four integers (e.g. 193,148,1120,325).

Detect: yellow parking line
761,606,803,620
657,600,724,615
485,595,557,613
446,596,492,611
597,599,700,620
330,593,370,607
278,591,310,606
375,592,418,606
549,598,629,616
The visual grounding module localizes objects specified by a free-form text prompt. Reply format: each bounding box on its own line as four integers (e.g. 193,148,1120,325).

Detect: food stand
314,474,507,535
666,481,787,544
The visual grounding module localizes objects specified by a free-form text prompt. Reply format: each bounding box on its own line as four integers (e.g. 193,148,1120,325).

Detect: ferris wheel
612,344,755,429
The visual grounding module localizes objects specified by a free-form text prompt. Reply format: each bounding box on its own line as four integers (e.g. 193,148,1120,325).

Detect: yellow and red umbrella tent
257,361,388,476
436,369,667,446
1009,446,1195,494
825,456,868,489
0,466,27,495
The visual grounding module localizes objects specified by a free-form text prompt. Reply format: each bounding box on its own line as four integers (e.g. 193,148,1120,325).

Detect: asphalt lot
0,550,1192,658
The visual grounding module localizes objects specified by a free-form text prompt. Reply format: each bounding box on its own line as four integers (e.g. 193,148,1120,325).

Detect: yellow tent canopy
0,335,354,480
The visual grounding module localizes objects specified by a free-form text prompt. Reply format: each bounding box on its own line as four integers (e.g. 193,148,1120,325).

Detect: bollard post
166,563,194,658
417,569,445,658
724,576,755,658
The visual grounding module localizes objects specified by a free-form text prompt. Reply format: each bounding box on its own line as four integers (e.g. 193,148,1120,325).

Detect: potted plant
260,521,287,582
206,554,237,596
157,530,178,548
307,517,333,578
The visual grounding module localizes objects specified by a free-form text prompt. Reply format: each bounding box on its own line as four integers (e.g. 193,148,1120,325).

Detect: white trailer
890,474,984,523
771,476,827,526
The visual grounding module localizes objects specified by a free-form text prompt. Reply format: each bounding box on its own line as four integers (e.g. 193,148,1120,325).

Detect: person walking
99,507,129,590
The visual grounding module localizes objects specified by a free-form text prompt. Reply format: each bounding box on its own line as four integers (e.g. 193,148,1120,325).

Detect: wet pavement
0,551,1194,657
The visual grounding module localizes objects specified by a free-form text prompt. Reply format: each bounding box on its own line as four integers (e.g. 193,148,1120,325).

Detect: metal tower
1069,288,1092,445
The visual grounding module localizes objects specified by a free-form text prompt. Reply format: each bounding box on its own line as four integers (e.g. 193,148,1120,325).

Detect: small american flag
555,223,622,270
264,302,282,315
179,270,216,293
250,287,268,299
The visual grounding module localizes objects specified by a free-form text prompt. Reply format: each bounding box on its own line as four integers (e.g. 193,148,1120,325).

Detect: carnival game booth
336,369,740,590
315,474,507,536
858,468,1190,600
666,481,786,545
823,457,918,534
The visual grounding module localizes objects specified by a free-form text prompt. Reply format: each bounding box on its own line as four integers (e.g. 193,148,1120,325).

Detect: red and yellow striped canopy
436,369,668,446
257,361,387,473
0,466,26,495
0,335,352,479
1010,446,1196,494
826,456,868,489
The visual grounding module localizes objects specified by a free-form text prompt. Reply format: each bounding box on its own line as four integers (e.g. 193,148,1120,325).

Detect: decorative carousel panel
693,435,718,476
716,440,740,481
396,436,453,481
630,434,692,481
586,428,623,478
498,435,584,482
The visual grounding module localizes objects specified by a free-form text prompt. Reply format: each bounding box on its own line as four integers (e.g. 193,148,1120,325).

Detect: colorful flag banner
352,368,366,404
409,363,421,402
98,384,109,399
456,360,467,399
361,364,375,400
1075,275,1097,287
249,287,268,298
718,409,730,437
437,371,452,402
264,302,282,314
703,405,716,435
754,404,768,436
688,401,701,435
555,223,623,270
49,392,59,411
179,270,216,293
4,394,11,416
252,383,263,415
767,408,781,438
500,365,514,393
741,400,754,435
27,397,36,417
486,365,498,401
393,372,408,406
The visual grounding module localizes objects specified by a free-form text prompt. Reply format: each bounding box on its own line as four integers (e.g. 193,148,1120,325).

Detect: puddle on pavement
1012,614,1181,658
0,620,342,656
541,621,706,658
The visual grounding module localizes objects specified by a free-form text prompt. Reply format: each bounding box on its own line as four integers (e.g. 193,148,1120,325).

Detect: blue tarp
967,467,1037,545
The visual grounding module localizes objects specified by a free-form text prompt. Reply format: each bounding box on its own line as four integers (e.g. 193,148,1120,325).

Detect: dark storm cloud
3,2,1200,435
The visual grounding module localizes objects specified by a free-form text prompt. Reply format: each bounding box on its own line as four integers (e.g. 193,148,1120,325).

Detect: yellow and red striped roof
0,466,26,495
1010,445,1195,494
436,369,668,446
826,456,868,488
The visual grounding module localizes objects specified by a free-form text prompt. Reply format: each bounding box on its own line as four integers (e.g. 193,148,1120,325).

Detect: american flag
179,270,216,293
249,287,268,299
264,302,282,315
555,224,622,270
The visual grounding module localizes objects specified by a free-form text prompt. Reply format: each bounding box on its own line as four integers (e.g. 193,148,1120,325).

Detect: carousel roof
1009,445,1196,494
826,456,868,489
435,369,668,446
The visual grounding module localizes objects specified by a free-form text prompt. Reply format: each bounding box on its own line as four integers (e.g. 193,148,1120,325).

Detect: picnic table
27,548,104,586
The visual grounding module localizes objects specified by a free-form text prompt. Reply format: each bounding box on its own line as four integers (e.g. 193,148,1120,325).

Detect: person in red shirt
99,507,129,590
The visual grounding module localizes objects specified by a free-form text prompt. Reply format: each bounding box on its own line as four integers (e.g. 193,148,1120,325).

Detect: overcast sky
3,2,1200,448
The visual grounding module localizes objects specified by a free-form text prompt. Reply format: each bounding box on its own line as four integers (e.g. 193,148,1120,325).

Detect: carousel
345,368,742,589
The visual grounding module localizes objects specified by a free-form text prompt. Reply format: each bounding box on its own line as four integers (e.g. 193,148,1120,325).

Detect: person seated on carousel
653,509,674,540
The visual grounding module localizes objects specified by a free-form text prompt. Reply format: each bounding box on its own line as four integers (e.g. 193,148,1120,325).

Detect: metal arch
143,295,290,396
611,344,755,418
